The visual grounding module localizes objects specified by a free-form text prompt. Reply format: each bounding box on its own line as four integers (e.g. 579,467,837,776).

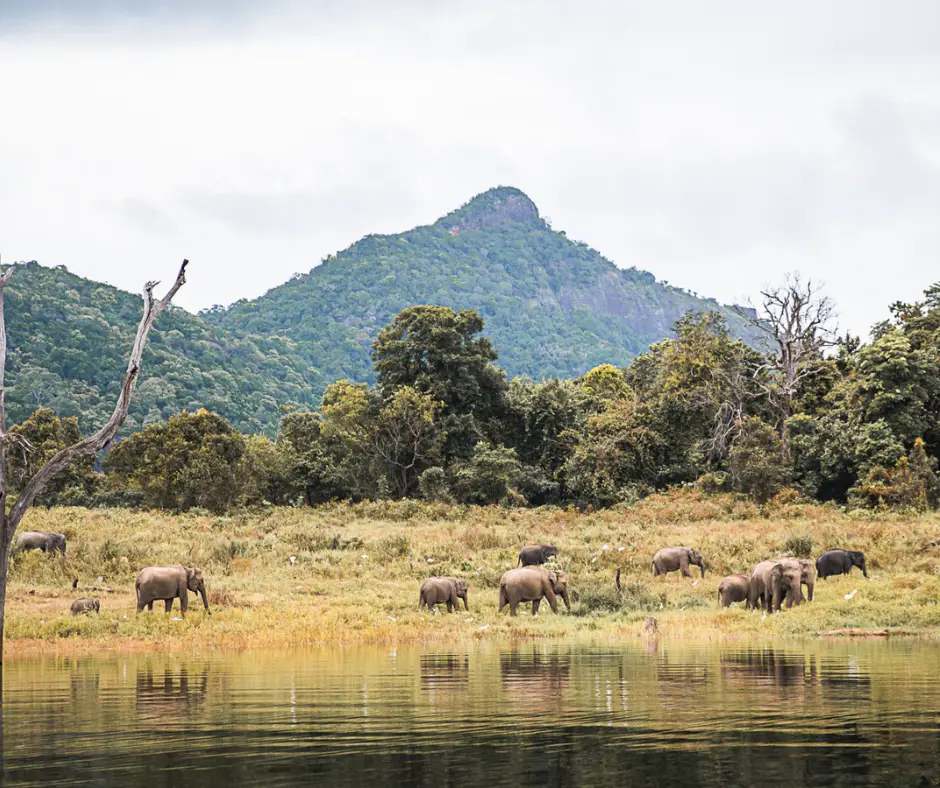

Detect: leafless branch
734,273,837,435
0,263,16,494
6,260,188,530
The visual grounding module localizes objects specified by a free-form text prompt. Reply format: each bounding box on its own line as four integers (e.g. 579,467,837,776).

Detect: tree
736,274,837,441
237,434,292,507
276,411,337,505
373,387,442,498
319,380,383,499
103,409,245,513
728,417,788,503
7,408,99,505
372,306,506,458
449,442,528,505
0,259,188,659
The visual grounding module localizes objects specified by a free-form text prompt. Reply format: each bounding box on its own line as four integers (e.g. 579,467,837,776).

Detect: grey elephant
717,574,749,607
816,549,867,579
750,559,803,612
136,565,211,615
498,567,570,616
771,556,816,601
517,544,559,567
15,530,66,556
70,598,100,615
418,577,469,612
652,547,704,578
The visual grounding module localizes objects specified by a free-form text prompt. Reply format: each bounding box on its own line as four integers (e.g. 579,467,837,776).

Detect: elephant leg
446,600,454,613
509,600,518,617
498,589,507,614
680,564,692,578
147,601,154,611
532,598,541,616
165,599,173,613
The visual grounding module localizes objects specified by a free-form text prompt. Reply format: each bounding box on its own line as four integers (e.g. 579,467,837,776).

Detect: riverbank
6,491,940,656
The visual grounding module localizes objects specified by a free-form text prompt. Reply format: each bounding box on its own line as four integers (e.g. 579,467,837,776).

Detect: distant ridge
205,186,753,389
6,188,753,435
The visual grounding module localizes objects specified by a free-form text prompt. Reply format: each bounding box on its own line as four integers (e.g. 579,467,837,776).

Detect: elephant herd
420,543,570,617
713,548,867,612
18,524,869,623
14,529,211,618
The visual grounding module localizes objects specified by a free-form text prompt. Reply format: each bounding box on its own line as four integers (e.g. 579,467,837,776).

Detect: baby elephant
717,574,749,607
15,530,67,556
136,565,211,616
70,598,100,616
517,544,559,567
652,547,705,578
419,577,469,612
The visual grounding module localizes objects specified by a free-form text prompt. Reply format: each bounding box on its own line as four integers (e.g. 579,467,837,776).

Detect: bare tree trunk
0,259,187,663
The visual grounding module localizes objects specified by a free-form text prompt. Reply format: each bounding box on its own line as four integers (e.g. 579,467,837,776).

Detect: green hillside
3,262,318,434
205,187,752,386
5,187,753,436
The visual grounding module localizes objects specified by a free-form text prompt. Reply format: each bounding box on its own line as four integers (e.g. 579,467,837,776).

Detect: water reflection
3,641,940,787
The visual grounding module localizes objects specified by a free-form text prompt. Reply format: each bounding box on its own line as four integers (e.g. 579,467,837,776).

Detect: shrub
784,534,814,558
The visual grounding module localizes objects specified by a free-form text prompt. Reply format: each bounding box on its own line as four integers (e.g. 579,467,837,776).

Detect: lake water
3,639,940,787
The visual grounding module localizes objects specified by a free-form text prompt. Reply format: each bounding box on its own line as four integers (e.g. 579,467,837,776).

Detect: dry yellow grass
5,490,940,656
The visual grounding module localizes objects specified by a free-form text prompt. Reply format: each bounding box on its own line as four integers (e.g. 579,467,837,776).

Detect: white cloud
1,0,939,334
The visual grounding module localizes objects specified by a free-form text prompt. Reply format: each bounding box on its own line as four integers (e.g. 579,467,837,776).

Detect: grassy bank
6,490,940,656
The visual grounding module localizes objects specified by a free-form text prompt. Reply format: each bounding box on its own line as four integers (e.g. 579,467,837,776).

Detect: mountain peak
438,186,541,233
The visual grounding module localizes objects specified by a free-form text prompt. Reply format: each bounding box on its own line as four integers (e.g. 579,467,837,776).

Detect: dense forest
8,189,751,437
16,276,940,516
3,262,318,434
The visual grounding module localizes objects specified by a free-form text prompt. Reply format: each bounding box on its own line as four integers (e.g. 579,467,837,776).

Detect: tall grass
6,489,940,655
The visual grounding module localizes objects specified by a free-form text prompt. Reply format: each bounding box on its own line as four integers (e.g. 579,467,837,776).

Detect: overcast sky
3,1,939,337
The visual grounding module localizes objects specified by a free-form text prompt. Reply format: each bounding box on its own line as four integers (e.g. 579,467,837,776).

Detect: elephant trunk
561,588,571,612
463,595,469,612
699,563,705,579
200,586,211,615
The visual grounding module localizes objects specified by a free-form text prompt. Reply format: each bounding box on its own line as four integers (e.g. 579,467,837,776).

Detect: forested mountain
204,187,753,388
3,262,317,434
6,187,753,435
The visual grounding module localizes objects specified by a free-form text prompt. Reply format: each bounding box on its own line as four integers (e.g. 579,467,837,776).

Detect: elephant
517,544,559,567
70,598,100,615
418,577,469,612
498,567,570,617
136,565,210,616
816,549,868,580
15,530,66,556
652,547,704,578
772,556,816,601
770,560,805,611
717,574,749,607
750,559,804,611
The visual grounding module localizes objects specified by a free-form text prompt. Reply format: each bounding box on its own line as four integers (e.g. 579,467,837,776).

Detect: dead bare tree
0,259,188,660
736,274,836,443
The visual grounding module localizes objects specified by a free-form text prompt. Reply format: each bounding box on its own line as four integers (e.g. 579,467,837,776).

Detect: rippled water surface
4,640,940,787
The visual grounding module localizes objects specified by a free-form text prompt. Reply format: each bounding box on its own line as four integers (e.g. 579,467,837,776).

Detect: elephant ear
771,564,783,580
